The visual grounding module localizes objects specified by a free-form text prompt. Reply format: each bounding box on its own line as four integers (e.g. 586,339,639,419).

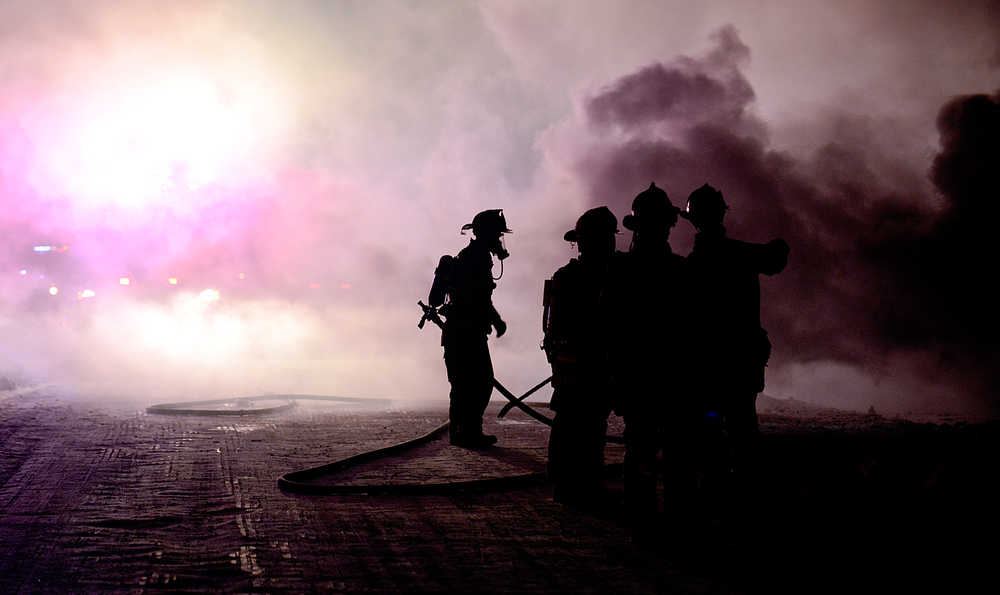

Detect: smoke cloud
1,1,998,415
539,25,999,415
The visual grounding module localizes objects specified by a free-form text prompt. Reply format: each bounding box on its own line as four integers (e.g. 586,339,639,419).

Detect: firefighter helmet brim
564,206,619,242
461,209,512,236
684,183,728,227
622,182,679,231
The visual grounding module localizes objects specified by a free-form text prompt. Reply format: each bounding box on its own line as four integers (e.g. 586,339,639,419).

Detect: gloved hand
493,318,507,338
768,238,790,256
763,238,790,275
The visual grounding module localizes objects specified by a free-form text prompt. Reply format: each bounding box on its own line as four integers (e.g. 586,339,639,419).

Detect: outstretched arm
739,238,789,275
760,238,790,275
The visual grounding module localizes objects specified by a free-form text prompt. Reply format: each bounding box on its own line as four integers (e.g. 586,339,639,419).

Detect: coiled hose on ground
147,378,624,495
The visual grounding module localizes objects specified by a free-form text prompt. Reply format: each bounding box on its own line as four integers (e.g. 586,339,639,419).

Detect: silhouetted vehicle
435,209,511,448
543,206,618,509
682,183,789,481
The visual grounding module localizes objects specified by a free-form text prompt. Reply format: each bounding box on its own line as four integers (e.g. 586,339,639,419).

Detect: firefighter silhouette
682,183,789,481
611,183,700,543
438,209,511,448
543,206,618,509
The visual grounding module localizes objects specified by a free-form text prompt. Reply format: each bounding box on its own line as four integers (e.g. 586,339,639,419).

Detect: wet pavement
0,392,680,594
1,389,997,593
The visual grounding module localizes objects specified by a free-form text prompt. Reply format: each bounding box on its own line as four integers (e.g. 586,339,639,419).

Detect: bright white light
34,246,53,253
199,289,221,303
119,277,131,286
78,289,96,299
42,63,292,212
19,269,27,276
49,286,59,296
168,278,179,285
96,294,311,365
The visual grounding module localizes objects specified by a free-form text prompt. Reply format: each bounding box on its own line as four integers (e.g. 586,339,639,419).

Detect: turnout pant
547,400,610,504
624,407,722,527
443,333,493,437
721,389,760,480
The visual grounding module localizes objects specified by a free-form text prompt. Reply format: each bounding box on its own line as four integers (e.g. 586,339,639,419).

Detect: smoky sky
565,26,999,414
1,1,998,414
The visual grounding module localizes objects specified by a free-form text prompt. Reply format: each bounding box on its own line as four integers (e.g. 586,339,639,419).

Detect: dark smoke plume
573,27,999,414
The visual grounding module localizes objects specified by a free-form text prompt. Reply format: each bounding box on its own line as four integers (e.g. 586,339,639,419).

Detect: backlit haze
1,1,997,416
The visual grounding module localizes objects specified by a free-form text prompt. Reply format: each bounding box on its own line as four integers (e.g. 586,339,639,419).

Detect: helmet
462,209,512,237
622,182,679,231
683,183,728,228
564,206,618,242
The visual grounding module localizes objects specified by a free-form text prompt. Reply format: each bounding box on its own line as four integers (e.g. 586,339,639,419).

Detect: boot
452,432,497,449
449,422,466,446
450,422,497,448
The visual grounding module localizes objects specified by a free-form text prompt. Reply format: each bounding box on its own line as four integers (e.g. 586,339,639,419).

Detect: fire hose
144,303,624,495
146,374,623,495
278,375,623,494
145,395,388,416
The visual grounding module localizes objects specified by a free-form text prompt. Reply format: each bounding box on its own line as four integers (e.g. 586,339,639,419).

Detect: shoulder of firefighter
542,259,612,391
437,243,499,336
454,243,496,290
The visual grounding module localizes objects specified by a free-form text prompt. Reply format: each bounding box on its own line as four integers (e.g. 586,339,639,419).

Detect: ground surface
1,388,997,594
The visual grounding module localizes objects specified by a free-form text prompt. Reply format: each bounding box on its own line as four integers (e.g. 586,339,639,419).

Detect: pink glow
0,1,994,416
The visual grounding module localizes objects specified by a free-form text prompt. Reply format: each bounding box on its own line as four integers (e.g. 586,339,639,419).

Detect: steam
2,291,441,403
1,2,998,415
